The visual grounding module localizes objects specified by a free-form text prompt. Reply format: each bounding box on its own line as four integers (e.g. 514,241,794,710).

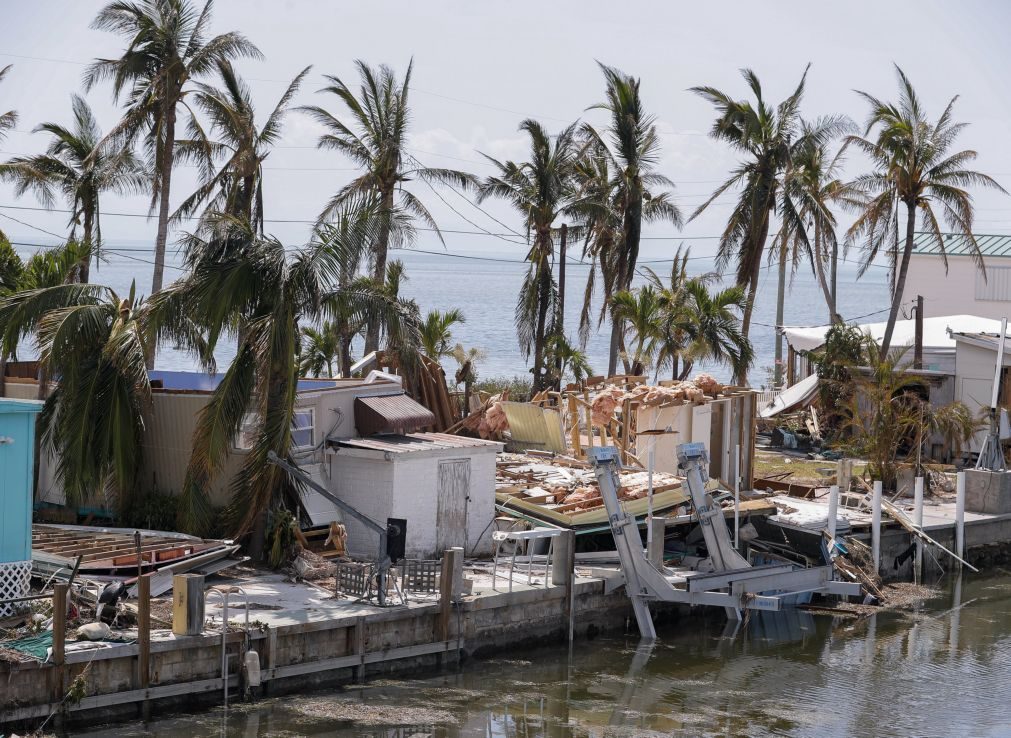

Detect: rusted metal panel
354,394,436,437
437,460,469,551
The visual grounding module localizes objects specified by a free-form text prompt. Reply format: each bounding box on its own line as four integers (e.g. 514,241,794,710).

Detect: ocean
13,240,892,386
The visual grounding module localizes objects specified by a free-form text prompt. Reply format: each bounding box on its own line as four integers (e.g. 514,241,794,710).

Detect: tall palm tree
585,64,682,377
478,119,581,390
149,204,420,542
785,121,858,324
689,67,812,382
85,0,261,294
847,65,1005,355
0,95,147,282
300,59,470,354
298,322,339,378
0,281,152,508
420,308,465,361
174,60,311,233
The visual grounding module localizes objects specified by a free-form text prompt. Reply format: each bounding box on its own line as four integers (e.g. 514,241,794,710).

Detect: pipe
914,476,924,583
956,471,966,566
872,481,882,573
827,485,839,541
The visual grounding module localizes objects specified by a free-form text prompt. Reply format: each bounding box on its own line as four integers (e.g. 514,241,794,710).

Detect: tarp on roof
354,393,435,437
783,314,1005,354
759,373,819,418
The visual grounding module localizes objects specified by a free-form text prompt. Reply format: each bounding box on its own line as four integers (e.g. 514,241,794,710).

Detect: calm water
13,242,891,386
76,572,1011,737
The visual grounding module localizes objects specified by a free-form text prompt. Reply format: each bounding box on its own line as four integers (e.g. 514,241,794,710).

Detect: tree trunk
80,208,94,284
608,195,643,377
880,203,917,357
810,222,837,325
607,319,622,378
339,335,353,379
531,254,552,392
152,104,176,296
774,234,787,388
364,187,395,356
554,224,567,388
830,230,839,322
737,217,771,386
671,354,679,381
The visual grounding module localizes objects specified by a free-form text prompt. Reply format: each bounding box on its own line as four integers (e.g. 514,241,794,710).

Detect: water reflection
76,572,1011,738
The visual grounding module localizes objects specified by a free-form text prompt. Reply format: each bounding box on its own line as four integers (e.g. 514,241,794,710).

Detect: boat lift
588,443,861,640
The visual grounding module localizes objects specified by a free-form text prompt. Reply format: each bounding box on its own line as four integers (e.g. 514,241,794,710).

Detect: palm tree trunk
80,208,94,284
774,234,787,388
737,217,770,385
339,335,353,378
881,203,917,356
607,319,622,378
810,223,837,324
830,229,839,321
532,258,552,391
364,187,395,356
152,104,176,296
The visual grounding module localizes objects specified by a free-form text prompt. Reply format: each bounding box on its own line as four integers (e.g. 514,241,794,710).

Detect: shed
326,432,504,559
0,398,43,609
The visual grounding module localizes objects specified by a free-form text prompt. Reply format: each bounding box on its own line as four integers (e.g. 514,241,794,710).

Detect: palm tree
689,67,812,381
149,204,420,544
0,95,147,282
450,342,483,412
175,60,311,233
543,333,593,388
609,285,665,376
847,66,1005,355
0,280,152,508
785,121,859,324
420,308,465,361
298,322,339,378
584,64,682,376
478,119,581,390
85,0,262,295
300,59,471,354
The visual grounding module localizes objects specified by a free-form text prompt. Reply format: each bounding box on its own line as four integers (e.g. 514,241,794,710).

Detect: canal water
77,572,1011,737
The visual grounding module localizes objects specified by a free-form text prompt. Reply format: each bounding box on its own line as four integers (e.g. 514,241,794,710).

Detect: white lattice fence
0,560,32,617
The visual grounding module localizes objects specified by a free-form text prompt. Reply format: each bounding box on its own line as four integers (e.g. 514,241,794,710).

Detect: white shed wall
955,340,1009,451
328,454,396,558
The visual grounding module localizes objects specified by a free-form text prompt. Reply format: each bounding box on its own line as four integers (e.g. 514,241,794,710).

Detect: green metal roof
911,232,1011,257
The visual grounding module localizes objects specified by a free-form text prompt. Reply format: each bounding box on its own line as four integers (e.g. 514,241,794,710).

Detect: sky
2,1,1011,270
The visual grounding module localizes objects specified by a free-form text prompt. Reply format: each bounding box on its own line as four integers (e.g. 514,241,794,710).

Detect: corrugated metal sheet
912,232,1011,258
354,393,435,437
336,432,501,454
976,265,1011,301
499,402,567,454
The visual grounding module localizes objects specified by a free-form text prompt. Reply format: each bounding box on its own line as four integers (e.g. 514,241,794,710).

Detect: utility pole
774,233,788,389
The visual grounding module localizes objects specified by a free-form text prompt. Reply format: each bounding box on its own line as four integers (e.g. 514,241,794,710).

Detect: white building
328,433,503,559
951,331,1011,452
897,233,1011,320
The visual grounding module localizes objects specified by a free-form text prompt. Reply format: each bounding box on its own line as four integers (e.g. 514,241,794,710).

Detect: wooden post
567,393,581,458
138,574,151,691
52,583,67,666
438,548,461,643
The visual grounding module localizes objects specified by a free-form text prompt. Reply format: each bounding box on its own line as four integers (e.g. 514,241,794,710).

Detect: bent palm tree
478,119,581,390
689,67,810,380
0,281,152,508
420,308,465,361
585,64,681,376
85,0,261,294
0,95,147,282
175,60,311,232
149,204,420,541
847,65,1005,355
301,59,471,353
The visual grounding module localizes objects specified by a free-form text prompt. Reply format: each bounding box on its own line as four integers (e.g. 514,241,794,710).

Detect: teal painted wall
0,399,42,563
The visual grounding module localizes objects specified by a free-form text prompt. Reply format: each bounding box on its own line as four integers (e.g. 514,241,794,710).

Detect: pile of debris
589,374,721,425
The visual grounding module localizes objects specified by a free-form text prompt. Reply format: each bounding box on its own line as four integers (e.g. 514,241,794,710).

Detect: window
291,408,315,449
233,408,315,451
976,266,1011,301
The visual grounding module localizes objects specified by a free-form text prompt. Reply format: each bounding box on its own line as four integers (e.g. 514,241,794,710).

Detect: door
437,459,470,552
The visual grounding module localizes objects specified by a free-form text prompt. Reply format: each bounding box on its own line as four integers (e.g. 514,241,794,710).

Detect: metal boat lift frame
588,443,860,640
